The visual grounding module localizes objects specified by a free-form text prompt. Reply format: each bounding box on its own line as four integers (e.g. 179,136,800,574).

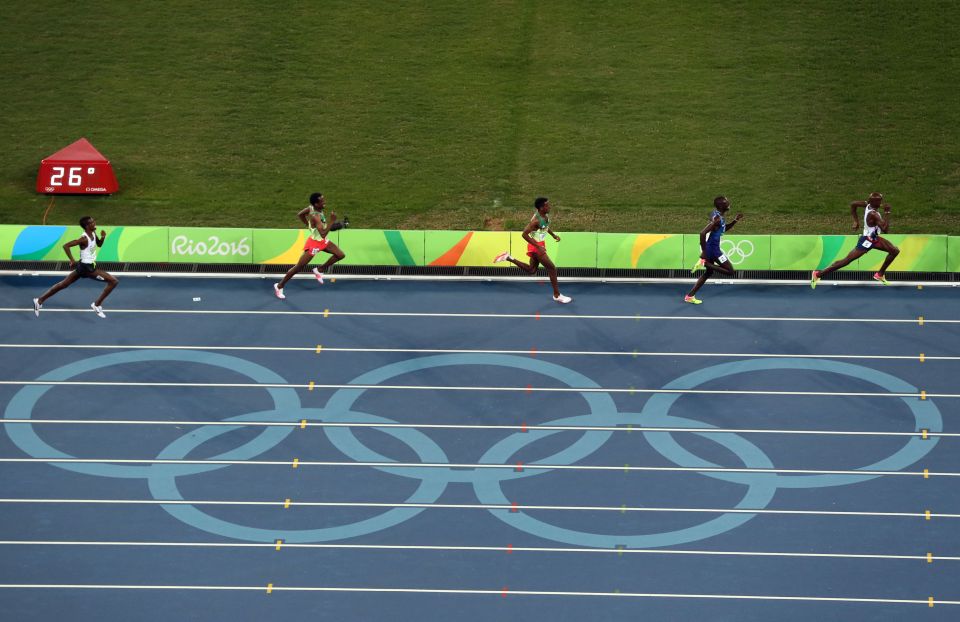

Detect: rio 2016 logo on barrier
720,239,754,265
170,235,251,259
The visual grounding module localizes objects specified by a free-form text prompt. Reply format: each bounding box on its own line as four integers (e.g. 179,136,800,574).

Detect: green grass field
1,1,959,234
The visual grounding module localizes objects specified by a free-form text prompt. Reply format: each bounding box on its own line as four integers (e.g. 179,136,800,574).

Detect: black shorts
74,262,98,278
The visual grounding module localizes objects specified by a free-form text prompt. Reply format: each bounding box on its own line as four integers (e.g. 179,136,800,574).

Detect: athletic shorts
704,249,727,264
856,235,879,251
527,241,546,257
304,237,329,256
74,262,98,278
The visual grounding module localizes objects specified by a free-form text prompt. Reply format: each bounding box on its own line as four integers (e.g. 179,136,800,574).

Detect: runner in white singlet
811,192,900,288
33,216,119,318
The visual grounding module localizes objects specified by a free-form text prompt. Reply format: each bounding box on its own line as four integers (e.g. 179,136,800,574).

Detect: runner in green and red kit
493,197,571,304
274,192,348,299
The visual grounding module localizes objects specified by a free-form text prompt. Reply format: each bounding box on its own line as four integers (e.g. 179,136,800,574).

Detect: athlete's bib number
861,240,873,249
717,253,728,263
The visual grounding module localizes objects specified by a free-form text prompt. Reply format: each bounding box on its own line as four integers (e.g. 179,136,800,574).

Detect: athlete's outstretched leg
686,267,713,301
873,238,900,279
92,271,119,306
316,243,345,273
818,248,867,278
37,272,80,305
703,259,734,276
275,251,313,297
538,253,561,298
686,258,732,303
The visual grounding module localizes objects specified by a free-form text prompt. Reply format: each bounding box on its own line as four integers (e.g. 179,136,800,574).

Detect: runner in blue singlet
811,192,899,288
684,196,743,304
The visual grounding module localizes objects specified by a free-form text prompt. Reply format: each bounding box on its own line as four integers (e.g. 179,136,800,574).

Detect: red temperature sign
37,138,119,194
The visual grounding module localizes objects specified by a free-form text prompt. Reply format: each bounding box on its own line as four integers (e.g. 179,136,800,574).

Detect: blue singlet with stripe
705,209,726,257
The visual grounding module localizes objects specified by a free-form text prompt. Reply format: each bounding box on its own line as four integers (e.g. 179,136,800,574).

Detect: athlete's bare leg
37,271,81,305
507,255,537,274
818,248,869,278
314,243,345,273
277,251,314,289
687,258,733,298
92,270,119,306
536,253,562,298
871,238,900,276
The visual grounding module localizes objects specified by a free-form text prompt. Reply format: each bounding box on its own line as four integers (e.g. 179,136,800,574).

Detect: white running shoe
91,303,106,318
273,283,286,299
553,294,572,304
33,298,41,317
493,251,511,263
312,267,324,284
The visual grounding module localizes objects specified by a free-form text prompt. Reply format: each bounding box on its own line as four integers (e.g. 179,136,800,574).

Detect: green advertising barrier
950,237,960,272
0,225,168,263
168,228,253,264
9,226,75,261
597,234,684,269
856,235,947,272
98,227,168,262
252,229,347,265
425,231,511,266
255,229,303,264
339,230,424,266
508,232,598,267
769,235,949,272
771,235,861,271
683,234,772,271
0,226,22,261
0,224,956,272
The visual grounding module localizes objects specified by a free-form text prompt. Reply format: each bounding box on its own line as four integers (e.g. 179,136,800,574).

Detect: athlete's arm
699,217,720,252
547,227,560,241
311,211,333,238
878,203,892,233
62,237,83,266
521,218,541,249
96,229,107,246
725,213,744,231
850,201,866,230
296,207,312,226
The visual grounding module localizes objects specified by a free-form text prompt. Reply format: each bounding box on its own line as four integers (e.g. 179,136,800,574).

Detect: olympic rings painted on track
473,410,778,548
2,351,943,547
147,409,450,543
321,354,618,484
639,358,942,488
3,350,301,478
